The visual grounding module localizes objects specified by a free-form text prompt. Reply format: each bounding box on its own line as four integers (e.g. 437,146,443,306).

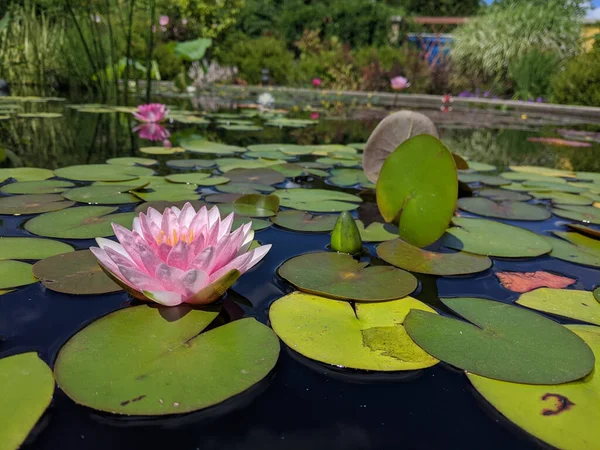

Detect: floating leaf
464,161,496,172
476,188,532,202
62,185,140,205
269,292,438,371
165,173,210,184
522,182,586,193
55,164,153,182
17,112,62,119
270,163,305,177
566,223,600,239
496,271,575,293
278,252,417,302
1,180,74,195
0,168,54,182
356,221,399,242
458,174,509,186
509,166,575,178
0,353,54,450
0,260,36,288
552,205,600,224
516,288,600,325
25,206,136,239
0,237,73,260
377,238,492,276
225,168,285,185
329,168,374,188
233,216,271,231
248,144,311,155
405,297,594,384
270,210,337,232
457,197,550,221
166,159,215,170
530,191,592,206
180,138,244,155
377,135,457,247
106,157,157,166
274,188,362,212
543,235,600,268
216,182,274,195
315,157,359,168
204,193,241,204
134,200,207,214
231,193,280,217
170,115,210,125
139,146,185,155
0,194,75,215
218,124,263,131
54,305,279,415
218,158,285,172
443,217,551,258
500,171,568,184
33,250,122,295
133,186,201,202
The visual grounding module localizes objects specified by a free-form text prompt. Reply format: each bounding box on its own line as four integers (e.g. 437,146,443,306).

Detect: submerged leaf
496,271,575,293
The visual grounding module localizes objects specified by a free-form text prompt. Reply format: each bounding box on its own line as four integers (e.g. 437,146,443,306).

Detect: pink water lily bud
132,103,170,123
390,76,411,90
312,78,322,87
90,204,271,306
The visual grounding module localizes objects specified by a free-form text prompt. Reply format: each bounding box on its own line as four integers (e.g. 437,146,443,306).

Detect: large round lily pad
0,237,73,260
270,210,337,232
356,221,399,242
377,238,492,276
274,188,362,212
500,171,568,184
216,182,275,195
468,325,600,450
180,138,245,155
464,161,496,172
362,110,439,183
25,206,136,239
0,168,54,183
270,292,439,371
377,135,457,247
1,180,74,195
508,166,575,178
552,205,600,224
165,173,230,186
443,217,552,258
225,168,285,185
405,297,594,384
0,260,36,288
33,250,122,295
0,194,75,215
218,158,285,173
166,159,215,170
457,197,550,221
329,169,374,188
516,288,600,326
106,157,157,166
0,353,54,450
54,305,279,415
566,223,600,239
55,164,154,182
278,252,418,302
543,235,600,268
530,191,592,206
458,174,509,186
62,185,140,205
133,186,201,202
134,200,207,214
476,188,532,202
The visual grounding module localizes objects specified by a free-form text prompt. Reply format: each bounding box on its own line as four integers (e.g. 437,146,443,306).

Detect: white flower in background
257,93,275,108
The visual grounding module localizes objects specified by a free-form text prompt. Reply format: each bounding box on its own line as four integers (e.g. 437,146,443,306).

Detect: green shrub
508,49,560,101
153,41,184,81
551,51,600,106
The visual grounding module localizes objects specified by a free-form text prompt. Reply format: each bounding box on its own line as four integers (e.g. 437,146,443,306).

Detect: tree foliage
396,0,481,16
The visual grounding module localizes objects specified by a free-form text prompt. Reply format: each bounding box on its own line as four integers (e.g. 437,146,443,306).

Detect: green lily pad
54,305,279,415
274,188,362,213
405,297,594,384
517,288,600,325
377,238,492,276
169,115,210,125
509,166,575,178
134,200,207,214
1,180,74,195
245,150,294,160
566,223,600,239
315,157,359,168
377,135,457,247
270,210,337,232
530,191,592,206
356,221,399,242
166,159,215,169
0,237,73,260
62,186,140,205
218,158,285,173
500,171,568,184
55,164,153,182
232,194,280,217
216,182,274,195
33,250,122,295
0,260,36,288
266,118,316,128
248,144,311,155
581,192,600,203
106,157,157,166
458,174,510,186
165,173,211,184
133,186,201,202
552,205,600,224
17,112,62,119
522,182,586,193
476,189,532,202
180,138,245,155
0,353,54,450
270,292,439,371
0,194,75,215
233,216,271,231
226,168,285,185
139,146,185,155
278,252,417,302
25,206,136,239
348,143,366,151
553,231,600,252
270,163,305,177
443,217,552,258
329,169,374,188
0,168,54,182
219,124,263,131
204,193,241,203
543,234,600,268
464,161,497,172
457,197,550,221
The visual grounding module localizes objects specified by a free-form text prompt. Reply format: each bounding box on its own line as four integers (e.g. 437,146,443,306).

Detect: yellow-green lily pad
517,288,600,325
55,164,153,182
1,180,74,195
0,260,36,288
274,188,362,213
0,237,73,260
552,205,600,224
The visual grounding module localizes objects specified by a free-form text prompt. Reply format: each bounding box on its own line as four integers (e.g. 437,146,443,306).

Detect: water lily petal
178,202,196,228
208,205,220,228
236,224,254,256
119,264,165,291
189,246,216,273
89,247,131,287
112,223,144,269
218,213,234,241
142,289,183,306
95,237,128,259
180,269,209,298
167,240,189,270
133,233,163,275
154,263,186,293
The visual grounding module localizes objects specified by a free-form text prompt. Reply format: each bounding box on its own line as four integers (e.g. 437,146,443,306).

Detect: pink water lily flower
312,77,322,87
390,76,411,90
90,203,271,306
159,15,169,26
133,103,170,123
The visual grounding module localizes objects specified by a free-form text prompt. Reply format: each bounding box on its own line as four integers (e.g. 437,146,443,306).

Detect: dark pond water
1,95,599,450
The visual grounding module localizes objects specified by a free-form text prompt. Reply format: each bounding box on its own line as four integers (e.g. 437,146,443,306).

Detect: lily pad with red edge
269,292,439,371
0,194,75,215
543,234,600,268
0,353,55,450
54,164,154,182
1,180,74,195
54,305,279,415
278,252,417,302
405,297,594,384
62,185,141,205
356,221,399,242
516,288,600,325
166,159,216,170
376,135,457,247
134,200,208,214
270,210,337,232
552,205,600,224
106,157,158,166
458,174,510,186
476,188,532,202
453,153,469,170
377,238,492,276
530,191,592,206
496,271,575,293
274,188,362,213
0,167,54,183
0,237,73,260
25,206,136,239
442,217,552,258
225,168,285,185
33,250,122,295
457,197,550,221
566,223,600,239
0,260,36,288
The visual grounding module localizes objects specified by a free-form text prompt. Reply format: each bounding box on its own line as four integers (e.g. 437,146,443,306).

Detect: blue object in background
407,34,454,66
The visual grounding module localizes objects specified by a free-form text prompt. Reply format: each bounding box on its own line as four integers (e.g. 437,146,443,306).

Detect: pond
1,93,600,450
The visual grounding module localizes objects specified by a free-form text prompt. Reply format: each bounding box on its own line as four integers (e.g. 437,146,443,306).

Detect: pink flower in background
159,15,169,26
133,103,169,123
390,76,411,90
312,78,322,87
310,112,319,120
134,123,171,144
91,203,271,306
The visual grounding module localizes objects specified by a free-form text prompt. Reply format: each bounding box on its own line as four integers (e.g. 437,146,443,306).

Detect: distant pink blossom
312,78,322,87
159,15,169,26
134,123,171,144
133,103,169,123
310,112,319,120
390,76,411,90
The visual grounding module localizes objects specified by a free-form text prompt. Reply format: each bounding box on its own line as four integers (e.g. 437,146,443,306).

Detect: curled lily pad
54,305,279,415
216,182,274,195
180,138,245,155
25,206,136,239
62,186,140,205
278,252,417,302
166,159,215,170
543,234,600,268
516,288,600,325
356,221,399,242
496,271,575,293
55,164,153,182
226,168,285,185
377,238,492,276
270,210,337,232
0,260,36,288
0,237,73,260
33,250,122,295
0,353,54,450
476,189,532,202
274,188,362,213
269,292,438,371
139,146,185,155
0,168,54,182
566,223,600,239
405,297,594,384
468,325,600,450
457,197,550,221
443,217,551,258
530,191,592,206
553,231,600,252
453,153,469,170
552,205,600,224
0,194,75,215
377,135,457,247
458,174,509,186
106,157,157,166
1,180,74,195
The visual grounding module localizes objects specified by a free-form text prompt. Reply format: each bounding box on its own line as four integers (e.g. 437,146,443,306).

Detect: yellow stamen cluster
157,228,194,246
